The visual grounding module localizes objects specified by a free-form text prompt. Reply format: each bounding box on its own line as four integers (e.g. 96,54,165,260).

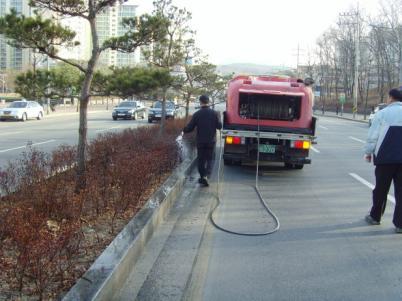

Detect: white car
0,100,44,121
368,103,387,126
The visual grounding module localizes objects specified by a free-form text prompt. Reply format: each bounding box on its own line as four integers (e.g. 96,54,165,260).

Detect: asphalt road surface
0,110,149,168
114,116,402,301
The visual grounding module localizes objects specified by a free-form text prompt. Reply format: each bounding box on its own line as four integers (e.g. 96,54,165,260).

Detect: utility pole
339,6,360,119
0,73,6,94
292,44,305,78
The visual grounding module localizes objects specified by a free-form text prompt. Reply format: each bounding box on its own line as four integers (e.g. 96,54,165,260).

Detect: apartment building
0,1,142,71
0,0,32,71
97,2,141,68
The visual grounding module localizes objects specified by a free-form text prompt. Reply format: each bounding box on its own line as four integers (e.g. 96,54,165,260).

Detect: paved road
114,116,402,301
0,110,149,167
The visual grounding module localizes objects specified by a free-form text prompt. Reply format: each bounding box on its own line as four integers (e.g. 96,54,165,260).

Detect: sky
131,0,381,67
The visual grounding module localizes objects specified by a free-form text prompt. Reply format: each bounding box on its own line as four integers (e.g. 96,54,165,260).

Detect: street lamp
46,56,50,115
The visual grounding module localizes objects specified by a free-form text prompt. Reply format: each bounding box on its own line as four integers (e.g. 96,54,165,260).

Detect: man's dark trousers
197,142,215,178
370,164,402,227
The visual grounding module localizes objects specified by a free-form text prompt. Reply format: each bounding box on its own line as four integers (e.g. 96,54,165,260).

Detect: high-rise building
58,16,91,62
0,0,32,70
0,1,142,71
97,2,141,68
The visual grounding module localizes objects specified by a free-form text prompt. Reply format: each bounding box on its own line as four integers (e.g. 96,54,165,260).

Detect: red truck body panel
225,75,313,133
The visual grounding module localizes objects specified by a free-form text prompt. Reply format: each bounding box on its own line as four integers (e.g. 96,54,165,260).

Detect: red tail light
226,136,242,145
233,136,241,144
291,140,310,149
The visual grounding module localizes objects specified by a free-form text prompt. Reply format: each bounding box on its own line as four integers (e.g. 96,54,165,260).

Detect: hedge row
0,119,191,300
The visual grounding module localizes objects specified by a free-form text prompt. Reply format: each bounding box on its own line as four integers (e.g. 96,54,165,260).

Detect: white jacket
365,101,402,165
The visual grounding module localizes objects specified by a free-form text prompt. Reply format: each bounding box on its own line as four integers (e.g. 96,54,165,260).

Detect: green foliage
0,9,78,57
90,71,112,96
107,67,173,99
104,14,169,52
15,63,82,101
15,70,50,101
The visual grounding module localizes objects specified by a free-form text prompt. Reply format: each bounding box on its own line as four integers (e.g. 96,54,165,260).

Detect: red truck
222,75,316,169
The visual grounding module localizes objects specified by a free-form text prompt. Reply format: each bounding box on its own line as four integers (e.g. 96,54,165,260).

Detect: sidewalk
315,110,369,123
43,104,111,117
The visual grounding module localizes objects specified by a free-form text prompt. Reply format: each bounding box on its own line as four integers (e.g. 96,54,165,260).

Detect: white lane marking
319,125,329,130
0,139,57,153
96,126,122,133
310,146,320,153
0,131,22,136
349,173,395,205
349,136,365,144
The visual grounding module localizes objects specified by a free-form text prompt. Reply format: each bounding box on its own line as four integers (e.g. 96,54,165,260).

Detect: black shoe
365,214,380,225
199,177,209,187
395,227,402,234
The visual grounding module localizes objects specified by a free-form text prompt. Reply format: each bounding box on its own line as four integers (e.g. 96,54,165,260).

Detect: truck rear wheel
223,159,233,165
285,163,304,169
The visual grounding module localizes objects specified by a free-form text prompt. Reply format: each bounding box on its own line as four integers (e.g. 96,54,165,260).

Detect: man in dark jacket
183,95,222,187
364,88,402,232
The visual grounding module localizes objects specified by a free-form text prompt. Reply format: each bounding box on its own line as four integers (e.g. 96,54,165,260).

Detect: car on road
112,100,147,120
148,101,178,123
368,103,387,126
0,100,44,121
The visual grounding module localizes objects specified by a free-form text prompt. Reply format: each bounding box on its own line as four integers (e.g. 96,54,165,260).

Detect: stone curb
62,147,196,301
44,110,108,118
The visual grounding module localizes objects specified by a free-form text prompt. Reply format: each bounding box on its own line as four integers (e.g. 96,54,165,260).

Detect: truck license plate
259,144,276,154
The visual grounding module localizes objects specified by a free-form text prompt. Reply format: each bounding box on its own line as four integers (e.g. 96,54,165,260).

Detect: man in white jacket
364,88,402,232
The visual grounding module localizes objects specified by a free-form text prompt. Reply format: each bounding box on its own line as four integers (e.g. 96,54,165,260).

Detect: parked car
112,100,147,120
368,103,387,126
148,101,178,123
0,100,44,121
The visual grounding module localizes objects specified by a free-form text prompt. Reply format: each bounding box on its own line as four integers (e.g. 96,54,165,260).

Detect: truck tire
284,163,304,170
284,163,293,169
223,159,233,165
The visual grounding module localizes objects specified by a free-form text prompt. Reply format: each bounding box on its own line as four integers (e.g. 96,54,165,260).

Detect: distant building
0,0,32,70
97,2,141,68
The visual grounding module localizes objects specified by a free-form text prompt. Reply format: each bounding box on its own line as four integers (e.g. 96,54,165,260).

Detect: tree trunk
185,92,190,119
75,4,100,191
76,98,88,190
159,90,167,135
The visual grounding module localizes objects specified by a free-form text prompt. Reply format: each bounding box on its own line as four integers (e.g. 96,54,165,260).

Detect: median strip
349,172,395,204
0,139,56,153
95,126,122,133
